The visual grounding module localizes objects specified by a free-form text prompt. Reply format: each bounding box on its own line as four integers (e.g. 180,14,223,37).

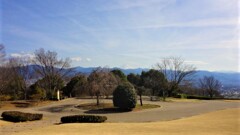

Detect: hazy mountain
24,65,240,87
73,67,240,87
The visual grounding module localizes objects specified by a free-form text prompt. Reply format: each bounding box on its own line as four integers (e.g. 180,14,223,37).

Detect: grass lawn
11,108,240,135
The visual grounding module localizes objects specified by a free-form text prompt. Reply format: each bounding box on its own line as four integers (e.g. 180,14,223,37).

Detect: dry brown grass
165,97,200,102
0,100,55,110
0,120,12,126
12,108,240,135
224,100,240,103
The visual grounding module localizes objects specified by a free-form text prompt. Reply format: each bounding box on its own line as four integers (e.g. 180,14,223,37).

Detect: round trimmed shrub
1,111,43,122
61,115,107,123
113,84,137,110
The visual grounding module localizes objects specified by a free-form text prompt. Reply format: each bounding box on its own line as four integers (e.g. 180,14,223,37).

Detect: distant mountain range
73,66,240,87
24,65,240,88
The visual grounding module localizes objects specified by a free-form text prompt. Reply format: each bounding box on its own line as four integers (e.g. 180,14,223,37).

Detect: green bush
61,115,107,123
175,94,224,100
186,95,212,100
29,87,46,100
1,111,43,122
0,95,12,101
113,84,137,110
175,94,187,99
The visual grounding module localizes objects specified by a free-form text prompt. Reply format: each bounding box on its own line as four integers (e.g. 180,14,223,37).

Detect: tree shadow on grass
84,108,132,114
38,104,75,113
11,102,31,108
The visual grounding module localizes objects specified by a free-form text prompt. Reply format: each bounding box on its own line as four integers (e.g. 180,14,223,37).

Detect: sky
1,0,239,71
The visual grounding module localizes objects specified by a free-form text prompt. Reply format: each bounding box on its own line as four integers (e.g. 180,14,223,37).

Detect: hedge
1,111,43,122
61,115,107,123
174,94,223,100
113,84,137,110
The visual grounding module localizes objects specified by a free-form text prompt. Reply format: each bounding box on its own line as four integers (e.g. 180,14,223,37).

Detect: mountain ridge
72,66,240,87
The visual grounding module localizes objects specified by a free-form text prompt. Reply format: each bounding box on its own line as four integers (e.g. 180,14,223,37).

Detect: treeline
0,45,222,102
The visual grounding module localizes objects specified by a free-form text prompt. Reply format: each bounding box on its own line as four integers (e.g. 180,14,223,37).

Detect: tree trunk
97,94,100,106
210,91,213,99
140,95,143,106
24,90,27,100
162,90,166,101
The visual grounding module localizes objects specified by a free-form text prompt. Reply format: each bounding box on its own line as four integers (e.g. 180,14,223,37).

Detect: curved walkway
0,98,239,134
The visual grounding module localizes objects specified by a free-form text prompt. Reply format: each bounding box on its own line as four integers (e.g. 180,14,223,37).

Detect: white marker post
57,90,60,101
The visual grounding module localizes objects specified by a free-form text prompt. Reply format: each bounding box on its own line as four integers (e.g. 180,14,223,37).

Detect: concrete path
0,98,239,135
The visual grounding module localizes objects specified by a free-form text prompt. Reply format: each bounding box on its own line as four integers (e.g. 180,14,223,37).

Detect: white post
57,90,60,101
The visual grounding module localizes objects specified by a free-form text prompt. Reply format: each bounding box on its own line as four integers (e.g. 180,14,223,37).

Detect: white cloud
122,17,238,30
10,52,35,60
71,57,92,62
86,58,91,62
70,57,82,62
98,0,175,11
185,60,208,65
120,64,136,69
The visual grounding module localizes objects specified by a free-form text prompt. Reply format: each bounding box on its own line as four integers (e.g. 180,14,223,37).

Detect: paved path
0,98,239,134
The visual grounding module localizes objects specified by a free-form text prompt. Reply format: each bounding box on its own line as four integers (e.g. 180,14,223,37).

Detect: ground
0,98,239,135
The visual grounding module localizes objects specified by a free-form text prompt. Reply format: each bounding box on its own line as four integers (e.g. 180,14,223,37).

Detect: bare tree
6,58,27,99
8,57,33,100
0,44,5,65
0,67,12,97
33,48,72,99
156,56,196,96
87,68,118,105
199,76,222,98
0,46,32,100
0,45,11,99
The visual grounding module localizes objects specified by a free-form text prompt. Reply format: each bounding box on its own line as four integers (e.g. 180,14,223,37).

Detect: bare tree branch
199,76,222,98
156,56,196,96
32,48,72,99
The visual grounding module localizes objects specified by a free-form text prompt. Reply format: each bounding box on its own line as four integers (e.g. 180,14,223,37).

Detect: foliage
31,75,64,99
62,74,87,97
61,115,107,123
174,94,222,100
186,95,212,100
0,95,12,101
127,73,141,86
1,111,43,122
176,94,188,99
141,69,167,100
113,83,137,110
29,86,46,100
127,73,146,105
111,69,127,83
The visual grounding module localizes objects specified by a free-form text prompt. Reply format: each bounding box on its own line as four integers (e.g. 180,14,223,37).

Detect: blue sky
1,0,239,71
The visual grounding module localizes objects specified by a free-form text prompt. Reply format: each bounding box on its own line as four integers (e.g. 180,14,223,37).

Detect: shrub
186,95,212,100
61,115,107,123
29,86,46,100
0,95,12,101
175,94,187,99
113,84,137,110
1,111,43,122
